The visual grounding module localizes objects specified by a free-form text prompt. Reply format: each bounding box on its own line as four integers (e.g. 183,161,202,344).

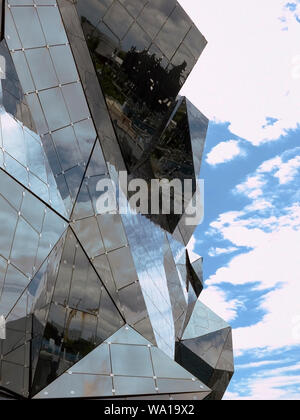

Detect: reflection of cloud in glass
0,107,66,216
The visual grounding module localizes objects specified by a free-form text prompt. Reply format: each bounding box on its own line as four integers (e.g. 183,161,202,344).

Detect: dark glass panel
76,0,113,28
216,329,234,373
78,2,191,191
31,303,67,395
121,22,151,52
107,246,138,289
119,0,147,19
96,288,124,344
204,369,233,401
103,1,134,40
183,25,207,60
117,281,149,327
155,6,192,61
68,245,102,315
92,253,120,307
137,0,177,40
71,217,105,259
1,361,26,396
62,309,98,362
97,214,127,252
183,328,230,370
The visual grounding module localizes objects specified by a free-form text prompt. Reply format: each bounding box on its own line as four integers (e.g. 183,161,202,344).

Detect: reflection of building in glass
0,0,233,400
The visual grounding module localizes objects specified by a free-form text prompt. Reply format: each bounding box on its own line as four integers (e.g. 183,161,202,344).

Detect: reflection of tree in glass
122,47,187,113
151,100,194,179
85,24,187,115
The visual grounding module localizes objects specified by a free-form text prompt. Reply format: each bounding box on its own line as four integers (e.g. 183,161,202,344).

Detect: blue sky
179,0,300,399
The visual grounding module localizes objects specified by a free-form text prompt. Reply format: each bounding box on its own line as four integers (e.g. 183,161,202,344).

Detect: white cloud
206,140,245,165
179,0,300,145
245,199,273,212
260,362,300,377
208,246,239,257
274,156,300,184
235,175,266,199
258,156,282,173
200,286,240,322
202,150,300,356
256,149,300,185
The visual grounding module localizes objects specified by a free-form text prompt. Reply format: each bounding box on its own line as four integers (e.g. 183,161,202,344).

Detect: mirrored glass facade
0,0,233,400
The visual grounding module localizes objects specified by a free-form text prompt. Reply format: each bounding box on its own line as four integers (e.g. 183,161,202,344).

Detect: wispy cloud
257,147,300,184
235,359,293,370
274,156,300,184
225,361,300,400
225,376,300,400
201,147,300,356
208,246,239,257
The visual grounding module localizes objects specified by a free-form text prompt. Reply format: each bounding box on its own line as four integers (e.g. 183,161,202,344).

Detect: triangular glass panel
215,329,234,373
0,37,35,132
71,140,109,221
105,325,151,346
0,360,29,397
182,300,230,340
151,346,195,380
32,324,210,399
164,234,187,339
188,253,204,297
205,369,234,401
182,327,231,369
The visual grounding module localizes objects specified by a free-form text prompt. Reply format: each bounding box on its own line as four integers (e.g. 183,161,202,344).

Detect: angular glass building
0,0,234,400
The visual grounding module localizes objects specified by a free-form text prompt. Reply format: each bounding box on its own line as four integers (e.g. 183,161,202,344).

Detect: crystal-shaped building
0,0,234,400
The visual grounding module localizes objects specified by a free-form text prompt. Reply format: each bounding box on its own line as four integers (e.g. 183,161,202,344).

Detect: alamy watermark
96,171,204,226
